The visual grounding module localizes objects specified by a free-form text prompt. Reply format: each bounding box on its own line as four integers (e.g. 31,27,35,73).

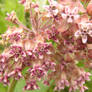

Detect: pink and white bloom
44,0,63,17
75,22,92,44
61,6,80,23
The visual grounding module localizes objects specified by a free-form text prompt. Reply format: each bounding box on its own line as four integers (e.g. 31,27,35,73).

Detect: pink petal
88,30,92,37
67,17,73,23
65,6,70,14
72,7,78,14
82,35,87,44
75,30,81,38
61,13,67,19
74,15,80,20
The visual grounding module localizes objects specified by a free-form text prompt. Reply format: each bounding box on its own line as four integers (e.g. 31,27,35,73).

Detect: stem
7,79,17,92
25,12,30,28
47,81,55,92
17,21,32,32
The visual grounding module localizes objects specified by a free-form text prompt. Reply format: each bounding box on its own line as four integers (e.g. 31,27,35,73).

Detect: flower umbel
0,0,92,92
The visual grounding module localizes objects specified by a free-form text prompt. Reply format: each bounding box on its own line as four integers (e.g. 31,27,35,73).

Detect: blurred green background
0,0,92,92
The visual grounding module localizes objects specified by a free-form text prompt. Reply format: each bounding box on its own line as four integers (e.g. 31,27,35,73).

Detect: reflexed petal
24,1,31,10
69,87,73,92
61,13,67,19
82,35,87,44
78,23,82,29
72,7,78,14
65,6,70,14
74,30,81,38
43,5,49,11
74,15,80,20
53,9,58,16
88,30,92,37
87,23,92,29
39,55,44,59
90,24,92,29
67,18,73,23
25,42,31,50
48,0,57,6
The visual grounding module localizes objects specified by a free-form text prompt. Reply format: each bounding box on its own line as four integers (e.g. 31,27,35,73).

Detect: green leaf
0,0,25,34
0,83,8,92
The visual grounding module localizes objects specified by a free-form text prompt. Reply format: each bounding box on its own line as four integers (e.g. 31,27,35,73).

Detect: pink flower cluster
0,0,92,92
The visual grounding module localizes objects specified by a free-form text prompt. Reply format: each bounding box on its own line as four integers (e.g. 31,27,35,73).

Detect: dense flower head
1,0,92,92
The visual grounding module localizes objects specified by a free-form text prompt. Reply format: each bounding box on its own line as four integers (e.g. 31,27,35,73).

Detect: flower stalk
7,79,17,92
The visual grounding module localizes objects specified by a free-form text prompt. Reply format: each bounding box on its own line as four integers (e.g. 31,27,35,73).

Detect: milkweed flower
0,0,92,92
61,6,80,23
75,22,92,43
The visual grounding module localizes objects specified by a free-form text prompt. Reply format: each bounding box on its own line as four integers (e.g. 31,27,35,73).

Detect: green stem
47,81,55,92
7,79,17,92
25,12,30,28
